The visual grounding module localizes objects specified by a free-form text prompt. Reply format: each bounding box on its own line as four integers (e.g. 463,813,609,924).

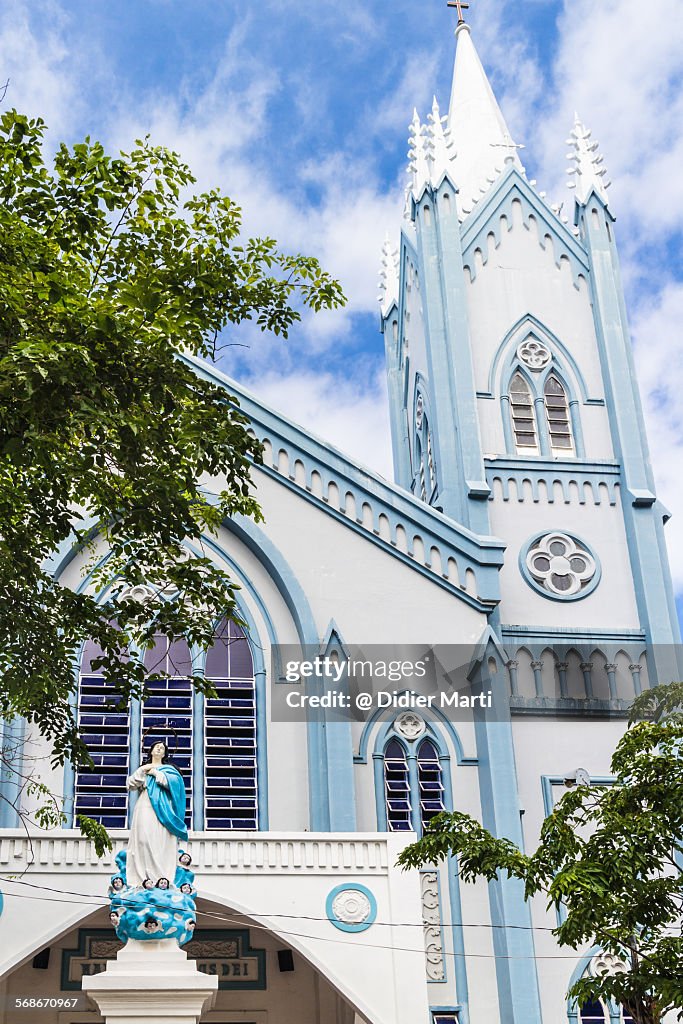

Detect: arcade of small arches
503,645,648,703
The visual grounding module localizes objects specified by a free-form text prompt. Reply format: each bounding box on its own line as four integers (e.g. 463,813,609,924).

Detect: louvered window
204,617,258,830
544,375,574,452
141,636,194,828
384,739,412,831
74,617,258,831
510,372,539,452
74,640,130,828
417,739,445,828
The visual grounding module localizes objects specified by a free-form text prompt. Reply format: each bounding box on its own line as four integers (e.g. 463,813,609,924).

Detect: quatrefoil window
517,338,551,370
524,532,598,598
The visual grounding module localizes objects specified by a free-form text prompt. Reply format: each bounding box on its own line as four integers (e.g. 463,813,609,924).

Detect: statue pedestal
82,939,218,1024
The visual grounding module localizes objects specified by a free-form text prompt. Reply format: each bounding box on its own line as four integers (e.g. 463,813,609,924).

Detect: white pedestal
82,939,218,1024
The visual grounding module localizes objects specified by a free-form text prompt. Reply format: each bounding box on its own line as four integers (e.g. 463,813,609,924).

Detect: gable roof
185,354,504,614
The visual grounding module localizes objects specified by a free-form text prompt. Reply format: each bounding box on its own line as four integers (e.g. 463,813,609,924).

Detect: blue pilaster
411,178,490,532
382,301,412,490
578,191,682,669
469,642,543,1024
0,717,25,828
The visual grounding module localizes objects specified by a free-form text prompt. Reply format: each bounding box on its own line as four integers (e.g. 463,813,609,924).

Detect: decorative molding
420,870,446,982
588,951,628,978
395,712,426,741
0,833,390,876
517,338,551,371
115,583,156,605
325,884,377,933
519,531,601,602
185,355,505,613
485,457,620,506
461,168,590,290
510,696,631,717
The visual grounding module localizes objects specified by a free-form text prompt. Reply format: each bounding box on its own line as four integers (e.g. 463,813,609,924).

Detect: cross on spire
447,0,470,24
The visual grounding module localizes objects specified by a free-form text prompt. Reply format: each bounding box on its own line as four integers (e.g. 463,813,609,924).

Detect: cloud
631,284,683,590
245,365,393,480
0,1,83,137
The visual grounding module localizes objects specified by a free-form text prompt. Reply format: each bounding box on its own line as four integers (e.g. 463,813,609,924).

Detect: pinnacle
378,238,400,316
566,115,611,205
406,97,457,200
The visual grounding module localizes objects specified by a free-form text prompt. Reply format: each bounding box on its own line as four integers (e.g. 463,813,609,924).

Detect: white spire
378,236,399,316
447,23,523,218
566,114,611,205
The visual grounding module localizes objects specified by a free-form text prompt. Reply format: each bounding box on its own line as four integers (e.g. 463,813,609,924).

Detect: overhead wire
0,875,681,971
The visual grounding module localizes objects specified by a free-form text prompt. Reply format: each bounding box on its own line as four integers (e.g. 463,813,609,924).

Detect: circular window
520,532,600,601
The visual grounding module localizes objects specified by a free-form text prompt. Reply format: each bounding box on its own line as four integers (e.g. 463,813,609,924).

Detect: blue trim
355,698,477,766
577,193,682,657
461,167,589,287
0,717,25,828
498,351,586,459
373,754,387,831
431,1007,463,1024
317,623,357,832
469,632,543,1024
501,626,644,645
183,352,505,612
57,530,275,832
518,530,602,603
446,857,470,1024
485,313,599,405
486,457,620,506
325,884,377,933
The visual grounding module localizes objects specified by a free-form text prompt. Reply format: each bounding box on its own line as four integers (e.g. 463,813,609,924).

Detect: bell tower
379,20,680,654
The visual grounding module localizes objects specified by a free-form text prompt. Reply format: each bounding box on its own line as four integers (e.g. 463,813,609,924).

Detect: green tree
0,110,345,851
397,683,683,1024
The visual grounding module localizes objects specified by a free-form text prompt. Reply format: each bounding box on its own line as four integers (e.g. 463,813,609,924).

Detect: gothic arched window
545,375,574,453
381,729,449,833
577,999,634,1023
580,1001,605,1022
74,617,258,831
74,640,131,828
204,616,258,829
417,738,445,828
383,739,412,831
509,372,539,453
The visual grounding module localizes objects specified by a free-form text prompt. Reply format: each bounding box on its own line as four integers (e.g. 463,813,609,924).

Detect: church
0,12,679,1024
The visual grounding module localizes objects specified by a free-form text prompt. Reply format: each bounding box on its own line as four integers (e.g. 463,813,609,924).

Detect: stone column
83,939,218,1024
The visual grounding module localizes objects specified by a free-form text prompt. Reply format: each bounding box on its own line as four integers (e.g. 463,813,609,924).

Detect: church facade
0,19,679,1024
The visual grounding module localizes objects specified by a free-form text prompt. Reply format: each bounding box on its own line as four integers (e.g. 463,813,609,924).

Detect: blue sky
3,0,683,609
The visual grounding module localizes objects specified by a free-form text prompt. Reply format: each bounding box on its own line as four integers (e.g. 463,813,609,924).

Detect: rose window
525,533,597,597
517,338,551,370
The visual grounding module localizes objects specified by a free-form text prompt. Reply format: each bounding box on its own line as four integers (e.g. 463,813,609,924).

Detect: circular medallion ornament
395,711,426,741
517,338,551,370
326,884,377,933
520,532,600,601
116,584,156,605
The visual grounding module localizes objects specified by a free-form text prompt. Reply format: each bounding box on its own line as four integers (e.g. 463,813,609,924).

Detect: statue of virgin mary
126,739,188,887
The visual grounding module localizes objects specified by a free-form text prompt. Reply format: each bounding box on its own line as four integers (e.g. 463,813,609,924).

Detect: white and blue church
0,18,679,1024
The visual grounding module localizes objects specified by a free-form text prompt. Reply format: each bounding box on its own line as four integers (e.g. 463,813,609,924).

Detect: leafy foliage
397,684,683,1024
0,112,345,798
